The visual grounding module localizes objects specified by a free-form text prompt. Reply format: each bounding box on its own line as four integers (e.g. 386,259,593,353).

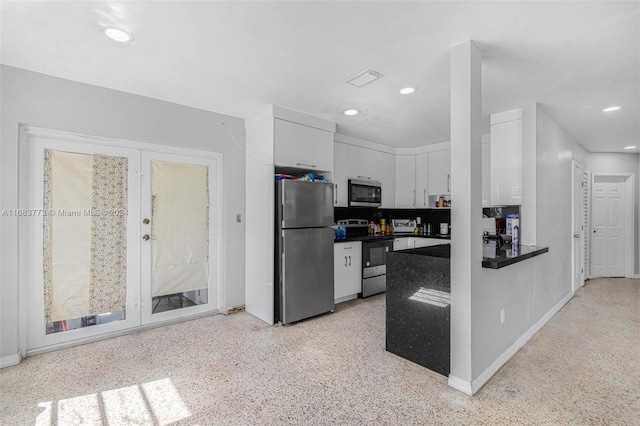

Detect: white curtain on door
150,160,209,297
43,150,128,322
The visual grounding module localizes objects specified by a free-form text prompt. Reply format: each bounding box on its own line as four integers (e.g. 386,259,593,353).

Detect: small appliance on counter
391,219,417,234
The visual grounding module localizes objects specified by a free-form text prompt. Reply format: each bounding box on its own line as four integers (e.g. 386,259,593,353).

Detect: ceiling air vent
347,69,384,87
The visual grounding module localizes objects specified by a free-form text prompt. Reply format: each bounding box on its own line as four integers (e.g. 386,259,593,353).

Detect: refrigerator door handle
345,256,348,267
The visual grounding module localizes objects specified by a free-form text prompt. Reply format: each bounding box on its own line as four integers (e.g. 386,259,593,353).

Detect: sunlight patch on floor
35,378,191,425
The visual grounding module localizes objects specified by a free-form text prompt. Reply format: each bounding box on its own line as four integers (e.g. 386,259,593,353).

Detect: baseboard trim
447,375,472,395
470,291,574,395
1,351,22,369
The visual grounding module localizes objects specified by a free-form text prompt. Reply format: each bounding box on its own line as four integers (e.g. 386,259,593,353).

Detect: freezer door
278,180,334,228
279,227,334,324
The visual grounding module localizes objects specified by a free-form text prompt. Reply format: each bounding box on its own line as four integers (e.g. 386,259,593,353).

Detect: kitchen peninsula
386,242,548,376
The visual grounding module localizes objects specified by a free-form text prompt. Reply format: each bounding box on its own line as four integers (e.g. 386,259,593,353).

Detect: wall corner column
448,40,483,394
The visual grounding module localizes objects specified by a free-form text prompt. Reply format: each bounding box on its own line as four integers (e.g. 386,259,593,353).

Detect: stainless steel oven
348,179,382,207
361,238,393,297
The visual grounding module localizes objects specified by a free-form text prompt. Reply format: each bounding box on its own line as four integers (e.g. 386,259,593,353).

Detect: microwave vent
347,69,384,87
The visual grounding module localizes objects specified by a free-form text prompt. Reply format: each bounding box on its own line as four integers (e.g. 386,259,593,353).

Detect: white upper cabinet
378,152,395,208
490,109,522,205
395,155,416,207
333,142,349,207
427,149,451,196
415,153,429,207
347,145,379,181
274,118,333,172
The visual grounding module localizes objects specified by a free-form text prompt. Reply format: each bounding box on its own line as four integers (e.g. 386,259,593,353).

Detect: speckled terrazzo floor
1,277,638,425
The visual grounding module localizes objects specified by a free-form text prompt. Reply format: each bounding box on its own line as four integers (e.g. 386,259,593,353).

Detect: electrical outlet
236,214,242,223
500,308,506,324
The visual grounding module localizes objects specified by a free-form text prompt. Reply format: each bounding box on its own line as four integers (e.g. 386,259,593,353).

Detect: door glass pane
43,150,128,334
150,160,209,314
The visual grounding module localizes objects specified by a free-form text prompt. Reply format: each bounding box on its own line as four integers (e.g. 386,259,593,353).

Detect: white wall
0,66,246,359
469,104,590,388
586,152,640,274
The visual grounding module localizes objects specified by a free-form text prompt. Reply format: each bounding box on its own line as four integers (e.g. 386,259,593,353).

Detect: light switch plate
236,214,242,223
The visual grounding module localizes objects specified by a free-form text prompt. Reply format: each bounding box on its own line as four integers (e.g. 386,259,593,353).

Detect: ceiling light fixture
105,27,131,42
603,106,620,112
343,109,360,116
400,87,416,95
624,146,636,150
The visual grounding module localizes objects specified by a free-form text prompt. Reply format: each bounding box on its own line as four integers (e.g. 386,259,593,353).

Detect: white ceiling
2,1,638,152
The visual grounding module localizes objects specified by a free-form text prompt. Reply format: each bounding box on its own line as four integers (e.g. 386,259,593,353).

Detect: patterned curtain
43,150,128,322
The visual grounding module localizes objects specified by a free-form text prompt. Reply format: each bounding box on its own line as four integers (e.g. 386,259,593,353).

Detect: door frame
590,172,635,279
18,125,225,356
571,160,585,293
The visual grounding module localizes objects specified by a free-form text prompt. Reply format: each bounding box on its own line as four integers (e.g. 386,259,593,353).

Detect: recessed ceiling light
603,106,620,112
400,87,416,95
343,109,360,116
105,27,131,42
624,146,636,150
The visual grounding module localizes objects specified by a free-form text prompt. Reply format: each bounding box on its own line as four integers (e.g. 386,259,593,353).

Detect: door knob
143,234,150,241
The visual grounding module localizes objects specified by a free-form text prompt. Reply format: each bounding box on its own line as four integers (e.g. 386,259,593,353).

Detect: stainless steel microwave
348,179,382,207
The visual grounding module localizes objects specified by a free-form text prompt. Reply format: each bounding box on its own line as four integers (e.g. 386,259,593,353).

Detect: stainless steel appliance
275,180,335,325
337,218,369,238
361,238,394,297
348,179,382,207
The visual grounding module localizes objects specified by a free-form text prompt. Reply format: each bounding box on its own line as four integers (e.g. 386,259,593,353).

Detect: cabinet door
333,142,349,207
395,155,416,207
415,238,444,248
348,145,379,181
334,242,362,301
274,119,333,171
415,153,429,207
491,119,522,205
482,141,491,207
393,238,410,251
427,149,451,196
378,152,396,208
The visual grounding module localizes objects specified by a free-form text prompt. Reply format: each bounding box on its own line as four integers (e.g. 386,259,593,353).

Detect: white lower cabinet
393,237,410,251
334,242,362,302
393,237,446,250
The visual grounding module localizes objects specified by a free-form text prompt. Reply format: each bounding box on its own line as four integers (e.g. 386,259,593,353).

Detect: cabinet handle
345,256,348,267
447,174,450,193
296,162,317,168
424,189,426,206
412,189,416,207
357,175,371,180
348,255,351,266
335,183,338,204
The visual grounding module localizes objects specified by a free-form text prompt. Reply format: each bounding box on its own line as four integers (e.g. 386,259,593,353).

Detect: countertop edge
482,246,549,269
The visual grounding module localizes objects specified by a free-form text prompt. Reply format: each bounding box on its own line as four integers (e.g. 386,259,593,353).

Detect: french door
27,131,219,352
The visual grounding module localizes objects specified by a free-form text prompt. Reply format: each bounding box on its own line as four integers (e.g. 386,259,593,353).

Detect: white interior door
140,152,220,325
27,137,141,351
572,161,585,292
591,176,625,277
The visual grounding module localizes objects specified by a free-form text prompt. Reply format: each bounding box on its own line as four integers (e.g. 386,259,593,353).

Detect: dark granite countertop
482,242,549,269
394,244,451,258
336,234,450,243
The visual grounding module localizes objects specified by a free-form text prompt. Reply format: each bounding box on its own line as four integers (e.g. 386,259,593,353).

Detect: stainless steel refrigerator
275,180,335,325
